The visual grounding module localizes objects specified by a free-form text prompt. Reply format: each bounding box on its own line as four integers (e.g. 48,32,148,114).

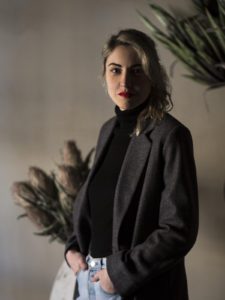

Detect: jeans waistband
86,254,107,268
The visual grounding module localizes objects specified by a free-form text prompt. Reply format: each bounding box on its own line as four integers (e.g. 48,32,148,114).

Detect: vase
50,260,75,300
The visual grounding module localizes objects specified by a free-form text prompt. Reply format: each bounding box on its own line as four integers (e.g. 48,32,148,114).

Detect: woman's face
105,45,151,111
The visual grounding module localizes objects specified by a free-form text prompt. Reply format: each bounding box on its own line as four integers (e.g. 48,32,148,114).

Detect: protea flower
12,140,94,244
61,141,82,167
12,181,37,208
24,206,51,229
28,166,58,199
57,165,82,196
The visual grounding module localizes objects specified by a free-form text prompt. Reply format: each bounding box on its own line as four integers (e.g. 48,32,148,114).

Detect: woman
65,29,198,300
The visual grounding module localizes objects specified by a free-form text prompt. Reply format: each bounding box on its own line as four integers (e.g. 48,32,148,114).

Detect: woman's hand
65,250,88,274
92,268,117,294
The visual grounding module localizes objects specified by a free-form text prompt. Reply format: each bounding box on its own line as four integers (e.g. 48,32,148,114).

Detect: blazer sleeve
106,125,199,297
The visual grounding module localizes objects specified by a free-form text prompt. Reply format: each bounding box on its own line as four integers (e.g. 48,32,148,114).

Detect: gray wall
1,0,225,299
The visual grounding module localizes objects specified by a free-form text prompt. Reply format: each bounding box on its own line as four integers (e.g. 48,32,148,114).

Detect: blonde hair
102,29,173,136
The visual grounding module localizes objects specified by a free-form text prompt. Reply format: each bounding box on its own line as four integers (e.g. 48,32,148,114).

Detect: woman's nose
120,71,131,88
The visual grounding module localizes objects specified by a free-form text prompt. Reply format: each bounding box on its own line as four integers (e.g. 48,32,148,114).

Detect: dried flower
57,165,82,196
61,141,82,167
24,207,51,229
12,140,94,244
28,166,58,199
59,193,73,212
11,181,37,208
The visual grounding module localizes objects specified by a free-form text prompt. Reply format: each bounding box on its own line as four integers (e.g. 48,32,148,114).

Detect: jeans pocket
97,282,117,296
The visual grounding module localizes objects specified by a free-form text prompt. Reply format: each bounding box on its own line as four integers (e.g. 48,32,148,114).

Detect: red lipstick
118,91,133,98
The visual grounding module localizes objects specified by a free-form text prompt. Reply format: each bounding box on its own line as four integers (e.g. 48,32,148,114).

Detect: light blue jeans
74,254,122,300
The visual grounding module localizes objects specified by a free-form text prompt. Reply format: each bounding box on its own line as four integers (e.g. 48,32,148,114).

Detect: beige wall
1,0,225,299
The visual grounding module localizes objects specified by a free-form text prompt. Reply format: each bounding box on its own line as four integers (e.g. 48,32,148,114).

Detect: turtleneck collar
114,99,148,128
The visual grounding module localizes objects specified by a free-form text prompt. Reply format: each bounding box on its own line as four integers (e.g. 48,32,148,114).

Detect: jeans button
90,260,96,267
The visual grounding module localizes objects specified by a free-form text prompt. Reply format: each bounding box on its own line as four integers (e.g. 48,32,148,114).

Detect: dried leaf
149,4,176,27
138,1,225,88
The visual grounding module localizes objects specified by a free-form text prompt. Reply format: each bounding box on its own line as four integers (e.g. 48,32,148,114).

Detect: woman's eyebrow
107,63,142,68
131,64,142,68
107,63,122,67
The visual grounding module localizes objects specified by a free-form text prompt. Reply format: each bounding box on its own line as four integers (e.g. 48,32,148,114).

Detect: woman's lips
118,91,134,98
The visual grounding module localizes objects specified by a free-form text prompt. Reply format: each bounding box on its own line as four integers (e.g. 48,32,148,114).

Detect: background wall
0,0,225,299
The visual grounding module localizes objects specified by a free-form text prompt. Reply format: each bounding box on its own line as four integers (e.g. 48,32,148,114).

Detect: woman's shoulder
147,113,192,143
99,113,191,138
155,113,190,134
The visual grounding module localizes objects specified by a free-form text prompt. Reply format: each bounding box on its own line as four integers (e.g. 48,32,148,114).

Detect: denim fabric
75,254,122,300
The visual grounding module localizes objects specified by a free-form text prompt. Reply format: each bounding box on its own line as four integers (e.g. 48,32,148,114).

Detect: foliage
11,141,94,244
137,0,225,90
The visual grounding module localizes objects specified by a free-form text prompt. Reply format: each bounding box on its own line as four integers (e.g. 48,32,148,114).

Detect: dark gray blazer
65,113,199,300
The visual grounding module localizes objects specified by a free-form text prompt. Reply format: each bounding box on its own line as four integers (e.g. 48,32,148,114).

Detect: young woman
65,29,198,300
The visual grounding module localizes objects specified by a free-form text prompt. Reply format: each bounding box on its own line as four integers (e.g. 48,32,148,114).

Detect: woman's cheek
133,85,140,92
107,82,117,96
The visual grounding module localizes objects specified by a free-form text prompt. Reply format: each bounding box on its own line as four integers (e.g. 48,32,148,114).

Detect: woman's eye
132,68,143,75
110,68,121,74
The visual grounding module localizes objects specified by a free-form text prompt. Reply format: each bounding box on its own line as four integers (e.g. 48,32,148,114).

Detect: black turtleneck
88,100,148,258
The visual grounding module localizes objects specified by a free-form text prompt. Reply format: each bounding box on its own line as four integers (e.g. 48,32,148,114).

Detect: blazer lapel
76,118,117,225
112,119,156,250
87,117,117,182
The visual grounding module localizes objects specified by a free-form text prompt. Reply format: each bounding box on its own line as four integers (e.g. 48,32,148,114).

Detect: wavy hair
102,29,173,136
